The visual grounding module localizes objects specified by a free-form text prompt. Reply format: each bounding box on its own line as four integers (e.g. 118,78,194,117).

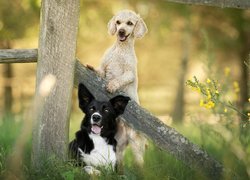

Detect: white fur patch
78,133,116,170
91,112,102,124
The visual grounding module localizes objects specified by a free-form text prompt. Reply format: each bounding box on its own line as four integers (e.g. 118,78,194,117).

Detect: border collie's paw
83,165,101,175
119,175,128,180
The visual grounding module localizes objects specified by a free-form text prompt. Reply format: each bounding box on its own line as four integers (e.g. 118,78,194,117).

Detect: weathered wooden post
32,0,80,166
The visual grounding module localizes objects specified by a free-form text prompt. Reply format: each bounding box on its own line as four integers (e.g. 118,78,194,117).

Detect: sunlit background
0,0,249,123
0,1,249,179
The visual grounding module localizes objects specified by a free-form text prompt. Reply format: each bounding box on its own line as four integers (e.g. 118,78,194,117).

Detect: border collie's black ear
78,83,95,112
110,95,130,116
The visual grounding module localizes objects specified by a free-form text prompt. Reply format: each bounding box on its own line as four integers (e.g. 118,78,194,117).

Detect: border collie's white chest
79,133,116,168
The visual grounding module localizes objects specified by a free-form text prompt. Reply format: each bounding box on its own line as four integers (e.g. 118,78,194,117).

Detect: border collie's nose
92,114,101,122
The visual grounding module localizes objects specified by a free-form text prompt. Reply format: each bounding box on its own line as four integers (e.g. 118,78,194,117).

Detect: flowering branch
186,76,248,119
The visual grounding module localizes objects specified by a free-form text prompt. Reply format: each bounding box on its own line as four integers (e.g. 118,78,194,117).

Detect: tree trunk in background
0,41,13,119
239,29,250,139
3,64,13,118
232,10,250,138
240,34,249,112
172,25,190,123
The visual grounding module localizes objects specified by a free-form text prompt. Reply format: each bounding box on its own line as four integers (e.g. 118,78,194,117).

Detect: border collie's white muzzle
91,112,103,135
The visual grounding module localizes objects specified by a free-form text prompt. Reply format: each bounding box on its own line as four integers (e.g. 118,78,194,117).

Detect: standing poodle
95,9,148,169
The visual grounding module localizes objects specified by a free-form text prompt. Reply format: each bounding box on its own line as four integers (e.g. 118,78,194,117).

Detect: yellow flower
202,100,215,109
207,101,215,108
215,90,219,94
233,81,239,87
191,87,201,93
224,108,228,113
224,67,231,77
197,87,201,93
233,81,240,93
206,78,211,84
206,88,211,99
235,88,240,93
200,99,204,107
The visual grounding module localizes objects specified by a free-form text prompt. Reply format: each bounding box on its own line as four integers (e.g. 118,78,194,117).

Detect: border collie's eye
127,21,133,26
116,20,121,25
104,108,109,113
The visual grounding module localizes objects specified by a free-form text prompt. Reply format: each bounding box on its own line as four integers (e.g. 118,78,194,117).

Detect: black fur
69,83,130,164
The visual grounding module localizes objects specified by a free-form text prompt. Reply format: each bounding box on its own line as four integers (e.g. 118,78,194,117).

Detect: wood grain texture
32,0,80,166
0,49,37,63
0,49,223,177
166,0,250,9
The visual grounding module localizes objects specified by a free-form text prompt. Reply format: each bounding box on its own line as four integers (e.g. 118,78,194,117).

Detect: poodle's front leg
106,71,134,93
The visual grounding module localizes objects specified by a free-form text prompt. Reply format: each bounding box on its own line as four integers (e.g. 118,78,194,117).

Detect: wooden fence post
32,0,80,166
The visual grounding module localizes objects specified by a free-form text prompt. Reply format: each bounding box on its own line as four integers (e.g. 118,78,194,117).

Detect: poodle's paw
86,64,95,71
106,80,120,93
96,69,105,78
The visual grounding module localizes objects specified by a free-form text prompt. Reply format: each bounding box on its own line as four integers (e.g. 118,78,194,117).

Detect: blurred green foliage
0,0,39,41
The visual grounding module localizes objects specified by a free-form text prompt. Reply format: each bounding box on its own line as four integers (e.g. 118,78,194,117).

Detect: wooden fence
1,49,223,178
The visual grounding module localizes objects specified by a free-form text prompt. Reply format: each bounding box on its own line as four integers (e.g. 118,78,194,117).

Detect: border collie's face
78,83,130,136
86,100,117,135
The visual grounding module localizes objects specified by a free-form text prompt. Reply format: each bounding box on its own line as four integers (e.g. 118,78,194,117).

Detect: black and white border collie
69,83,130,174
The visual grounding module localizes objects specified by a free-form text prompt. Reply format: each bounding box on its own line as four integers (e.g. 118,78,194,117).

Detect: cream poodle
95,9,148,169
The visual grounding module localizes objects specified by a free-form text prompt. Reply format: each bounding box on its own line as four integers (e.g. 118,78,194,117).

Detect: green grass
0,117,249,180
0,118,23,178
121,145,197,180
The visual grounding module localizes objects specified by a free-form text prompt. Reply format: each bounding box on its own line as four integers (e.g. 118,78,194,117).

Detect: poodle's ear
134,17,148,39
110,95,130,116
107,16,117,36
78,83,95,113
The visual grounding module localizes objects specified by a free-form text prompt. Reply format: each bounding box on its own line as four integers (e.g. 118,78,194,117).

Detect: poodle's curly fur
97,9,147,103
96,10,148,167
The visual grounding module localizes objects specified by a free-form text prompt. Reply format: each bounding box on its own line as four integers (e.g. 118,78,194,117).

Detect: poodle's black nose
92,114,101,122
118,29,126,36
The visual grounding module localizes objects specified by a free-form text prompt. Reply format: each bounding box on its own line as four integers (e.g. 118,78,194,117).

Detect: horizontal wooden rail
0,49,223,179
0,49,37,63
166,0,250,9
